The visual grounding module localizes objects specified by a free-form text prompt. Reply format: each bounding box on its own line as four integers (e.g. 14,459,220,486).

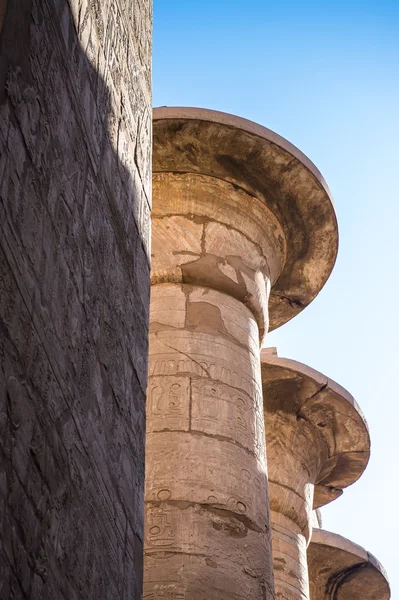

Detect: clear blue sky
153,1,399,596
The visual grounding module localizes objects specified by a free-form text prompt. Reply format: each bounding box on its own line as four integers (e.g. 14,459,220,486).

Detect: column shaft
144,284,274,600
266,413,325,600
271,510,309,600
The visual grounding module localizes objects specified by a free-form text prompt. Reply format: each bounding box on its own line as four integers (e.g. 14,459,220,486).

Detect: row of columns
142,107,387,600
261,351,369,600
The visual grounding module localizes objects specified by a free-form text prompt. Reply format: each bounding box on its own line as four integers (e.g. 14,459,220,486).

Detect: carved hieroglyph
144,108,338,600
146,275,274,600
0,1,151,597
261,352,370,600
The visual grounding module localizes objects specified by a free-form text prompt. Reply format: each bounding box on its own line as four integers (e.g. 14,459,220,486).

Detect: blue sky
153,1,399,596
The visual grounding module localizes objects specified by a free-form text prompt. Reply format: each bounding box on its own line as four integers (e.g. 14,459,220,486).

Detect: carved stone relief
0,1,151,597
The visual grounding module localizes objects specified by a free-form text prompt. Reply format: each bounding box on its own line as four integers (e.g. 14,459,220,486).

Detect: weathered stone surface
261,351,370,600
146,107,340,600
152,107,338,333
0,1,6,35
308,528,390,600
145,285,274,600
151,172,282,340
0,1,151,597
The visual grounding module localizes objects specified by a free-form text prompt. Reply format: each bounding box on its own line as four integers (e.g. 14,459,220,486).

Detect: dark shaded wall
0,0,151,597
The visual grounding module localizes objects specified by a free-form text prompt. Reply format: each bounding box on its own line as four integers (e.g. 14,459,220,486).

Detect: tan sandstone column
146,284,273,599
308,527,390,600
261,351,370,600
144,108,338,600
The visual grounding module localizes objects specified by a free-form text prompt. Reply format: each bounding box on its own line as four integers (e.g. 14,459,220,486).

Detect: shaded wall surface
0,1,152,598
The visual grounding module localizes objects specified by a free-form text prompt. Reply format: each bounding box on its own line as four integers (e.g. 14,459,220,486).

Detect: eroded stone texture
146,181,278,597
151,172,285,340
145,108,339,600
145,284,274,600
261,352,370,600
0,1,151,597
308,528,390,600
152,107,338,333
0,1,6,35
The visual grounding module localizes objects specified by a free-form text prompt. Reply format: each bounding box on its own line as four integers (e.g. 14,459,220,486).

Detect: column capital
261,350,370,531
308,528,390,600
261,350,370,541
261,352,371,600
152,107,338,336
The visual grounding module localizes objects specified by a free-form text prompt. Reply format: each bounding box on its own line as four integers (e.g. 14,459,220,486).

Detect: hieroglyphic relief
145,433,268,530
148,350,266,459
147,376,191,431
144,553,271,600
145,502,273,585
191,380,259,453
144,586,185,600
145,504,181,551
149,351,261,399
0,0,151,597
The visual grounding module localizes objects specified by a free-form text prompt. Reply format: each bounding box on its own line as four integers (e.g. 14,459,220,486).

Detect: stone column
144,108,338,600
0,1,151,597
146,283,273,599
308,528,390,600
261,351,370,600
145,192,281,599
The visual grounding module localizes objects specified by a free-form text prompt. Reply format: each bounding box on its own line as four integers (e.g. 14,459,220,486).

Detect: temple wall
0,1,151,597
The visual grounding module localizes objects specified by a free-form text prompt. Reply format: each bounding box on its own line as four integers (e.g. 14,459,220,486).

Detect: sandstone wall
0,1,151,597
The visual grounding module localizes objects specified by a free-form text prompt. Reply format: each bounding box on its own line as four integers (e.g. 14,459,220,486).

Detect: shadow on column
0,1,151,598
